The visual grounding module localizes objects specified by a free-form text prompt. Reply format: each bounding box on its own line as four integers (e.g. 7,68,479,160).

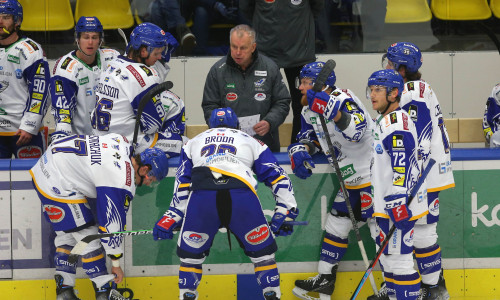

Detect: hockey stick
131,80,174,156
312,59,378,294
68,221,308,264
350,158,436,300
117,28,128,54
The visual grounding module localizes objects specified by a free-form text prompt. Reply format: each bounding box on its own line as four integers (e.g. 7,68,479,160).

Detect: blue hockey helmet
383,42,422,73
367,69,404,97
299,61,336,87
75,16,103,34
127,22,168,57
209,107,239,129
140,147,169,181
0,0,23,25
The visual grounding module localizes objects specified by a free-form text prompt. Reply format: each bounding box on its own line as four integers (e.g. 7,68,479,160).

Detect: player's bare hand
253,120,270,136
111,266,124,284
15,129,33,146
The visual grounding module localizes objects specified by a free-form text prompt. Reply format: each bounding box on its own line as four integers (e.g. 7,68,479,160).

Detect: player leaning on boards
483,83,500,148
0,0,50,159
91,22,185,156
30,133,168,300
368,42,454,300
50,16,119,139
368,69,428,300
153,107,299,300
289,61,376,300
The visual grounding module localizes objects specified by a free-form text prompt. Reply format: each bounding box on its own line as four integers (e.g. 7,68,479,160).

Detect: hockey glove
270,204,299,237
306,90,341,121
384,194,414,231
153,209,183,240
163,32,179,62
287,143,314,179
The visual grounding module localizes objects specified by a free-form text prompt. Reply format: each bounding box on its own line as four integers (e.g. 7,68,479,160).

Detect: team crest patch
245,224,270,245
226,92,238,101
43,204,65,223
182,231,209,248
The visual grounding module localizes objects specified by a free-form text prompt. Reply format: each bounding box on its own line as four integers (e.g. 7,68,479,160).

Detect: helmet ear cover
139,147,169,181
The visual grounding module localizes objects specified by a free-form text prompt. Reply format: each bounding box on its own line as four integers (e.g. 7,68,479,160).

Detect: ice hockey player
368,69,428,300
483,83,500,147
290,61,375,300
153,107,298,300
51,16,119,138
368,42,453,300
30,133,168,300
0,0,50,159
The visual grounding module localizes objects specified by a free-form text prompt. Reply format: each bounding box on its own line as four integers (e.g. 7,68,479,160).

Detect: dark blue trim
11,159,37,170
237,274,265,300
450,148,500,161
11,181,34,190
0,181,10,190
0,159,10,171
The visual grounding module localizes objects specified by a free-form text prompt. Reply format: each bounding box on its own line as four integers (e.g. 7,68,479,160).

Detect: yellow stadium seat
491,0,500,19
75,0,134,30
19,0,74,31
431,0,491,21
385,0,432,23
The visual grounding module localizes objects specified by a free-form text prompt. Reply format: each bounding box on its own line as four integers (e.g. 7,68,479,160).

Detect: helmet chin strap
136,168,145,187
378,93,395,115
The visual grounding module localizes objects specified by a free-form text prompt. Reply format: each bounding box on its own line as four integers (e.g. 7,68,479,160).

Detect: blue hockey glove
384,194,414,231
306,90,341,121
270,204,299,237
163,32,179,62
153,209,182,240
287,143,314,179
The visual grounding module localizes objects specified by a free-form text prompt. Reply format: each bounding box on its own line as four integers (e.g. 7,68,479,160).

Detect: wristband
112,259,120,268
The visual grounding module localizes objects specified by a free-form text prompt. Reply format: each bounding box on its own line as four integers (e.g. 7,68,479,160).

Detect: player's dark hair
399,65,422,81
128,45,148,64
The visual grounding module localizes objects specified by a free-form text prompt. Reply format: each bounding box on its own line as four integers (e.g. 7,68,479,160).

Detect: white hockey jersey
297,88,373,188
0,37,50,135
91,55,165,143
400,80,454,192
171,128,296,215
51,48,119,135
482,83,500,147
371,109,427,220
30,133,135,255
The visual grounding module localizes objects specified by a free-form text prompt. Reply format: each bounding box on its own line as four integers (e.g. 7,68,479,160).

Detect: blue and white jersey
51,48,119,135
29,133,135,256
400,80,454,192
297,88,373,188
371,109,427,220
170,128,296,215
90,55,166,144
483,83,500,146
0,37,50,135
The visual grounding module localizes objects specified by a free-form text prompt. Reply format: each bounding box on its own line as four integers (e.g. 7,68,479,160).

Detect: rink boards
1,148,500,299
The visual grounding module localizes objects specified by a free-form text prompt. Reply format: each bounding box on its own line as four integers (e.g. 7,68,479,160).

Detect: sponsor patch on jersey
7,54,19,64
35,63,45,76
86,88,92,96
406,82,414,91
182,231,209,248
403,228,414,247
53,57,62,74
55,80,64,94
126,65,146,87
140,65,152,76
61,115,71,123
389,112,398,124
125,161,131,186
114,161,121,169
345,101,357,111
393,167,405,174
254,70,267,76
59,109,69,115
60,57,72,70
407,104,418,122
254,93,266,101
291,0,301,4
332,91,341,97
43,204,65,223
402,113,409,130
32,92,43,100
353,113,364,125
124,194,131,210
245,224,270,245
15,68,22,79
17,146,42,158
0,107,7,115
29,100,41,113
430,198,440,216
226,92,237,101
67,60,77,72
392,134,404,150
26,40,39,51
104,77,109,82
393,174,405,186
264,0,275,2
79,77,89,85
340,164,356,179
226,83,235,88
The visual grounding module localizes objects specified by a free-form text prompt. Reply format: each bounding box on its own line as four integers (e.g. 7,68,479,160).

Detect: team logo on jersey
254,93,266,101
182,231,209,248
55,80,64,94
254,78,266,88
140,65,153,76
79,77,89,85
392,134,404,150
60,57,72,70
429,198,440,216
43,204,65,223
226,92,238,101
17,146,42,158
29,100,41,113
7,54,19,64
245,224,270,245
102,195,125,248
126,65,146,87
